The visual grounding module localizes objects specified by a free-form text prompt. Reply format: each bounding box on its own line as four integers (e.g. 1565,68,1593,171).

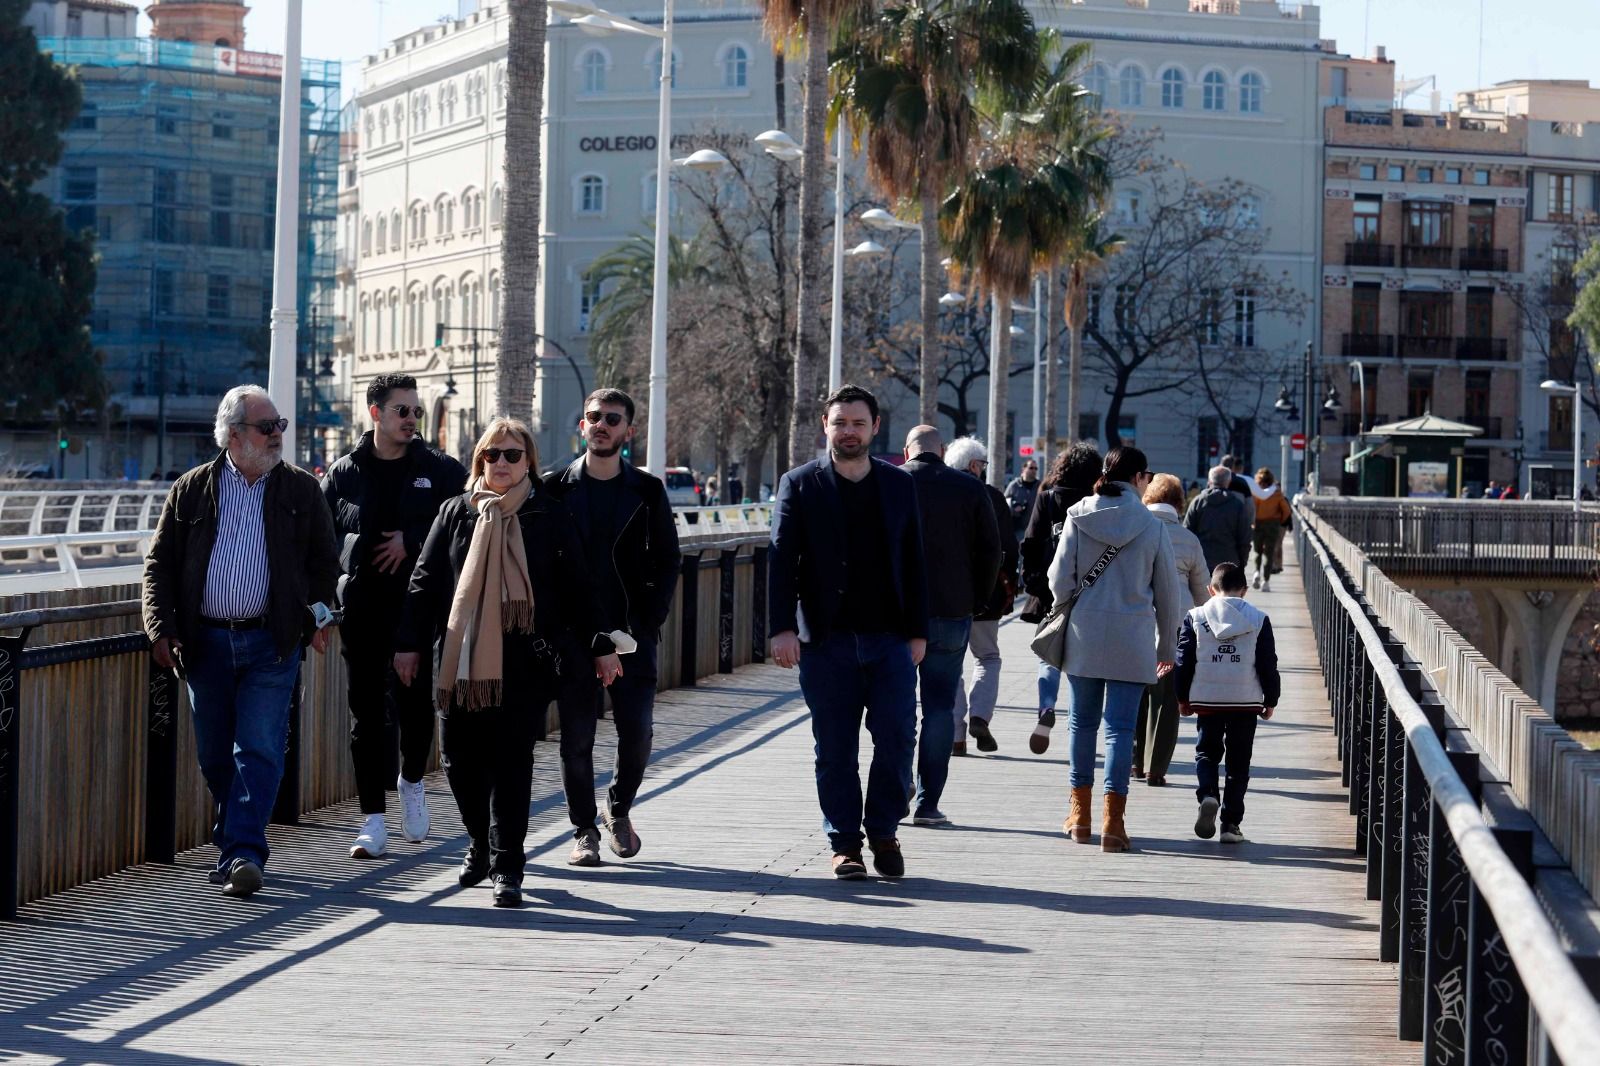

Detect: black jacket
1019,484,1091,622
143,453,339,661
902,453,1002,619
320,433,467,622
394,484,615,671
1004,476,1040,530
768,457,929,643
542,456,682,638
1183,487,1253,571
976,482,1019,621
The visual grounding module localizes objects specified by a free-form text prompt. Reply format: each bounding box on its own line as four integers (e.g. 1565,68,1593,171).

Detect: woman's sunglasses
483,447,525,465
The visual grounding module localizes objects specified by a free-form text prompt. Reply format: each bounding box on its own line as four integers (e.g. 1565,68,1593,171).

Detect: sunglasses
236,418,288,436
584,410,625,427
386,404,426,420
482,447,525,465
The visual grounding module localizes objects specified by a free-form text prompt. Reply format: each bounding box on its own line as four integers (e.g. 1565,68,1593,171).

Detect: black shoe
458,843,490,887
868,838,905,879
1029,708,1055,754
1195,797,1220,840
491,874,523,907
968,717,998,753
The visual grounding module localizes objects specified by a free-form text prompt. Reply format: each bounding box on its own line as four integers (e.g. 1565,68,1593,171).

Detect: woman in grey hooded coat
1047,446,1182,852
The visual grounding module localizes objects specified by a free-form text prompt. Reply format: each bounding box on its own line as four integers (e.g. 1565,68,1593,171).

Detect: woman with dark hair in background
1046,446,1182,852
1020,441,1102,754
394,418,620,908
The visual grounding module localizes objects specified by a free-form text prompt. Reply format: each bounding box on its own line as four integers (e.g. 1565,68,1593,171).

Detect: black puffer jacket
1019,484,1091,623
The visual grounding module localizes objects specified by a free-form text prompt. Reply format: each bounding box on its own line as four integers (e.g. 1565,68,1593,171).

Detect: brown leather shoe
1063,785,1093,843
952,740,968,757
1146,773,1167,787
868,837,905,878
1102,791,1131,852
832,852,868,880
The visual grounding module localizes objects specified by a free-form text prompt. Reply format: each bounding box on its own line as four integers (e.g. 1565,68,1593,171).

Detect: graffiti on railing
1476,929,1518,1064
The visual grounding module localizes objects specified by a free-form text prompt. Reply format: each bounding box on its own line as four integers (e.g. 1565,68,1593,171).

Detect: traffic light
58,431,68,452
621,441,632,462
434,323,445,347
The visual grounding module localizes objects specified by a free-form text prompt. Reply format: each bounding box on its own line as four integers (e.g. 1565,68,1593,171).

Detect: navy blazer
767,457,930,643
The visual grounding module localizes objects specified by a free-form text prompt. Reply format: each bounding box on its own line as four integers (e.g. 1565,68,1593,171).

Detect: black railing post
1380,700,1406,962
1399,691,1445,1041
1365,658,1386,899
1466,826,1533,1066
271,660,302,826
717,548,737,674
145,663,179,864
678,553,700,687
750,546,768,664
1423,750,1480,1065
0,630,28,921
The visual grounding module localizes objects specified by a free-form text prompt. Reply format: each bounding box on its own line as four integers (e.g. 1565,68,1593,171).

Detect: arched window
1161,68,1186,109
376,215,387,252
359,294,370,351
1202,70,1227,112
1084,63,1109,109
578,274,600,332
1239,72,1264,114
581,49,607,93
722,44,749,89
489,272,500,327
373,294,384,351
1118,66,1144,108
461,187,480,230
648,47,678,89
494,63,506,110
361,217,372,255
389,209,401,250
577,174,605,215
490,185,504,225
419,204,430,239
472,191,483,229
460,273,481,326
378,105,390,143
435,195,452,234
409,201,423,242
389,288,400,351
440,81,457,124
364,111,375,144
412,91,429,133
432,282,450,338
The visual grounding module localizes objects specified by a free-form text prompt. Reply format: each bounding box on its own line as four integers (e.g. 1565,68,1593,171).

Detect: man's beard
829,439,869,462
239,435,282,472
587,438,622,459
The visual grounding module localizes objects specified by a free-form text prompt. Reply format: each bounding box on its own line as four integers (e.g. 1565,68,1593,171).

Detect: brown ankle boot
1063,785,1094,843
1102,791,1131,852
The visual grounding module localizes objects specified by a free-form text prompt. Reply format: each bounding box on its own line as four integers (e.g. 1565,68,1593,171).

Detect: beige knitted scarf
436,474,534,710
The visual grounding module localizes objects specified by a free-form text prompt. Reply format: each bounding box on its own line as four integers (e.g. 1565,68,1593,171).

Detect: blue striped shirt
201,456,272,619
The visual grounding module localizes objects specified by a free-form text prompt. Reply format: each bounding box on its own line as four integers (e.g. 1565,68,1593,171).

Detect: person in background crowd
900,425,1000,825
728,469,745,506
394,418,620,908
1249,467,1291,593
946,436,1017,755
1220,455,1253,503
1184,465,1253,571
1483,480,1500,500
322,374,467,861
1004,458,1041,537
768,385,929,880
1019,441,1102,754
1178,562,1280,845
142,385,339,898
1133,473,1210,786
544,389,681,867
1047,446,1181,852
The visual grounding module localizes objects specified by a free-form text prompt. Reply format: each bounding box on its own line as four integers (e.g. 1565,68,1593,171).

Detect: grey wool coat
1046,484,1184,685
1148,503,1211,614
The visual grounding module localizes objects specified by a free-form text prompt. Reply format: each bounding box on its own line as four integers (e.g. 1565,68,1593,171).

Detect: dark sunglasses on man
483,447,524,464
583,410,625,427
236,417,288,436
386,404,426,420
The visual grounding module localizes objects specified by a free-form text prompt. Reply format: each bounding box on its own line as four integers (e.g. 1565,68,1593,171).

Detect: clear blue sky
138,1,1597,107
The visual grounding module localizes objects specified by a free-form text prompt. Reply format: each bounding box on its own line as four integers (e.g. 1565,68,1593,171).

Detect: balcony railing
1456,336,1510,361
1399,334,1454,358
1460,414,1504,438
1344,242,1395,268
1402,244,1453,269
1458,247,1509,272
1341,333,1395,358
1541,430,1575,452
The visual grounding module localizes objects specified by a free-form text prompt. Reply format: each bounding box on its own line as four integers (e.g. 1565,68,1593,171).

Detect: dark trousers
343,630,436,815
1194,710,1260,827
440,694,546,883
914,616,971,814
558,639,657,835
798,631,917,853
1133,673,1181,778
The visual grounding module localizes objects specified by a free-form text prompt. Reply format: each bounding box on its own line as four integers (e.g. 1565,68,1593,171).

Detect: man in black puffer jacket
321,374,466,861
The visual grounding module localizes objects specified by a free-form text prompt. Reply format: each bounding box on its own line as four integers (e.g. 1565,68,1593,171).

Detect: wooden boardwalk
0,548,1405,1064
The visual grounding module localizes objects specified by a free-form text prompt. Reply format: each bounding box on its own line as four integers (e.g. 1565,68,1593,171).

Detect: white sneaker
398,775,430,842
1261,580,1272,593
350,813,387,859
1251,574,1261,589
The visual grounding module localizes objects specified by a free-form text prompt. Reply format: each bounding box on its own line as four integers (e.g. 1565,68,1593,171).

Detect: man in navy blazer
768,384,929,881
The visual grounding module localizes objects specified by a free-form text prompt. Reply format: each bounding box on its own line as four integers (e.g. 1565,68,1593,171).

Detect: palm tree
832,0,1042,427
1060,212,1122,460
584,232,714,388
762,0,864,465
498,0,546,425
943,41,1110,488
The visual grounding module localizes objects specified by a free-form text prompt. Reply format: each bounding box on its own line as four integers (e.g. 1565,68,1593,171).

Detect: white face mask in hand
608,629,638,656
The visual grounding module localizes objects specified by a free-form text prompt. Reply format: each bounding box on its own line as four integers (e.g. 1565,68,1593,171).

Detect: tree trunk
1041,268,1060,473
918,180,941,426
986,293,1011,488
499,0,546,426
787,19,829,466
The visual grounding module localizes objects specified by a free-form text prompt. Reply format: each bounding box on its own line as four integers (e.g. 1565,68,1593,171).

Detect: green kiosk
1344,412,1483,498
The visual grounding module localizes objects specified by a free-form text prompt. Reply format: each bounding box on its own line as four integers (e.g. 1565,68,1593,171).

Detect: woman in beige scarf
394,418,620,907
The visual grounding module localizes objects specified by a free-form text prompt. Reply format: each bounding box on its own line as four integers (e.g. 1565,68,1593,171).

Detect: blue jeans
185,626,302,872
798,631,918,853
1066,674,1144,795
915,616,971,814
1038,662,1062,713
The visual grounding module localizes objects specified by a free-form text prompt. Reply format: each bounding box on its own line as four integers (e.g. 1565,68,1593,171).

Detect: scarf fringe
441,678,504,712
502,600,532,634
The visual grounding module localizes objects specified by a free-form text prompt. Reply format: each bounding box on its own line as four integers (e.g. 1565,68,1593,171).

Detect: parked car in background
663,467,703,508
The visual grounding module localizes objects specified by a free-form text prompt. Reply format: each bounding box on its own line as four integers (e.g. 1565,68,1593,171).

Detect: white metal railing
0,532,152,595
0,489,167,538
674,504,772,541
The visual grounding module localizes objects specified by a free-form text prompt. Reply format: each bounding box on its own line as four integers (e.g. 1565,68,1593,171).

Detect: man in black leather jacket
321,374,466,861
543,388,682,866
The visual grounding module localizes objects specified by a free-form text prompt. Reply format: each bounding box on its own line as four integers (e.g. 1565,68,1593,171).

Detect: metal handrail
1299,513,1600,1061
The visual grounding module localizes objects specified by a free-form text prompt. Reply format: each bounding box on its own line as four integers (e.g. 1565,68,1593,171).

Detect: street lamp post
1012,279,1043,462
1540,378,1582,514
1349,358,1367,492
267,0,303,455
